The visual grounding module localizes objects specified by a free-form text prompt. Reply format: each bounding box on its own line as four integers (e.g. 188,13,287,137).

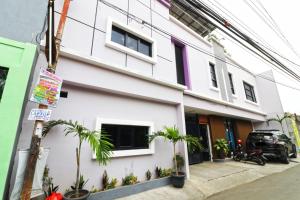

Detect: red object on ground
237,139,242,144
46,192,63,200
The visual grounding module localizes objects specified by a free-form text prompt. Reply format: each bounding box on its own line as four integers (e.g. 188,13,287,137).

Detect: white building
13,0,284,193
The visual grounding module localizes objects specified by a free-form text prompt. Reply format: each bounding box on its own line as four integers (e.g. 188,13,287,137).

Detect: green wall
0,37,37,198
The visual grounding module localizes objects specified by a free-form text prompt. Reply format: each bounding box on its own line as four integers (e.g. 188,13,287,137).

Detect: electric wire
51,0,300,92
98,0,300,91
177,0,300,81
186,0,300,81
205,0,300,70
251,0,300,59
214,29,300,86
174,0,300,78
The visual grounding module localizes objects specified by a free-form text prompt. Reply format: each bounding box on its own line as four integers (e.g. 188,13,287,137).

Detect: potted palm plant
149,126,202,188
213,138,229,160
42,120,113,200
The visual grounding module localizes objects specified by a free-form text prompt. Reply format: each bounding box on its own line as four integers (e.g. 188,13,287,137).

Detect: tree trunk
173,143,178,176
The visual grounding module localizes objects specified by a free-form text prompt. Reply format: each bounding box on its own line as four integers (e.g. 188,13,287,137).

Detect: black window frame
209,63,218,88
111,25,152,57
0,66,9,101
228,73,235,95
243,81,257,102
101,124,150,151
174,44,186,86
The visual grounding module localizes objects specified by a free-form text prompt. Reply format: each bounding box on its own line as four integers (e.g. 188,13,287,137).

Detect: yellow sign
291,118,300,150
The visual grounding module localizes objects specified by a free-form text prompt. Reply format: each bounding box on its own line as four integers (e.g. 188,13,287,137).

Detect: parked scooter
233,139,266,166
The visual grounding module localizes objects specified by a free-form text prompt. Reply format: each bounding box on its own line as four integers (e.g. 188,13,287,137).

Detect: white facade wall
13,0,274,193
226,57,261,111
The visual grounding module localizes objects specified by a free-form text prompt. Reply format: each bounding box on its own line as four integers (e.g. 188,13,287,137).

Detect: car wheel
291,144,297,158
281,149,290,164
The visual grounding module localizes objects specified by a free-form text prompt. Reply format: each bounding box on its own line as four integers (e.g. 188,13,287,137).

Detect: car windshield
250,133,273,140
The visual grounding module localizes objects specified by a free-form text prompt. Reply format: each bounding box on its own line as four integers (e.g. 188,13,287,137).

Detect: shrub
146,170,152,181
102,170,118,190
122,173,138,185
70,175,88,190
155,166,172,178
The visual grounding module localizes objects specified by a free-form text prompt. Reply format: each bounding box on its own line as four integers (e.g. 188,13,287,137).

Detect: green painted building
0,37,38,199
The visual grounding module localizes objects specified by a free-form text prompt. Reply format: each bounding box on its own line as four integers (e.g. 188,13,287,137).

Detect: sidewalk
117,157,300,200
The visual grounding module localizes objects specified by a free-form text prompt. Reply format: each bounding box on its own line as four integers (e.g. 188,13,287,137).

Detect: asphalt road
206,164,300,200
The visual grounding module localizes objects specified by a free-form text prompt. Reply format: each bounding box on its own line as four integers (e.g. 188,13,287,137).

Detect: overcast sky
201,0,300,113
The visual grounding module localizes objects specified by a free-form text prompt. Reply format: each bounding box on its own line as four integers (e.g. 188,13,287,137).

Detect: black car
246,130,297,164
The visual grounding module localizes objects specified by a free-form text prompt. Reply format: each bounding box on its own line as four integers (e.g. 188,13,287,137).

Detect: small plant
122,173,138,185
155,167,172,178
43,120,114,198
155,166,161,178
149,126,202,176
146,170,152,180
160,168,172,177
71,174,88,190
42,166,60,198
90,186,101,193
173,154,185,171
102,170,118,190
107,178,117,189
102,170,109,190
214,138,230,159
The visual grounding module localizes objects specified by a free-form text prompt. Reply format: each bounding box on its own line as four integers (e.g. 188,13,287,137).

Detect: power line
206,0,300,70
172,0,300,78
186,0,300,81
98,0,300,92
53,0,300,92
208,0,274,51
214,29,300,86
244,0,300,60
255,0,300,59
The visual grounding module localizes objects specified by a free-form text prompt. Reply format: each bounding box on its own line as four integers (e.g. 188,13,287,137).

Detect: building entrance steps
117,156,300,200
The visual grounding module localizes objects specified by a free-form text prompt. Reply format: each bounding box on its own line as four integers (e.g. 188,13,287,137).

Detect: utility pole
20,0,71,199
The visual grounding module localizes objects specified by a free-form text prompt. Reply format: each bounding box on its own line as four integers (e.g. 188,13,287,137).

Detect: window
175,44,185,85
243,82,256,102
228,73,235,94
0,67,9,101
102,124,149,150
210,63,218,88
111,25,152,57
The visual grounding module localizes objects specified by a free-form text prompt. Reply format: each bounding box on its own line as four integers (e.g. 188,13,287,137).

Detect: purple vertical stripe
182,46,191,89
157,0,171,9
171,36,192,89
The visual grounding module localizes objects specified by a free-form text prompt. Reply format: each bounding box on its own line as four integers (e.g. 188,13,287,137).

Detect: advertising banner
30,68,62,107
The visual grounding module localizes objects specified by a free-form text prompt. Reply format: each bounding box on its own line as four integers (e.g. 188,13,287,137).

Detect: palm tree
149,126,202,176
267,113,292,133
42,120,113,198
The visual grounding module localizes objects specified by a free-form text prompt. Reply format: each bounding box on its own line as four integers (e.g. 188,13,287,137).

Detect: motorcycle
233,139,267,166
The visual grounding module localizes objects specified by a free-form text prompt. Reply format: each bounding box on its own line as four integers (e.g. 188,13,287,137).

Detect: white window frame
105,17,157,64
94,118,155,158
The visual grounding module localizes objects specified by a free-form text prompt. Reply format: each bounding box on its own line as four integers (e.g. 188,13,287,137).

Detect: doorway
185,114,211,164
225,119,236,151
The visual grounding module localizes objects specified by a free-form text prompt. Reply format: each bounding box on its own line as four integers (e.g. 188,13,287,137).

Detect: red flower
46,192,63,200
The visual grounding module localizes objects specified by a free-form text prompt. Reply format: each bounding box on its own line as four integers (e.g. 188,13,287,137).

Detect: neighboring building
11,0,286,194
0,0,48,199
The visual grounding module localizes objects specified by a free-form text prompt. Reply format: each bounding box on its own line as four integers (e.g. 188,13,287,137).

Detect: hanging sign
30,68,62,107
28,109,52,121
